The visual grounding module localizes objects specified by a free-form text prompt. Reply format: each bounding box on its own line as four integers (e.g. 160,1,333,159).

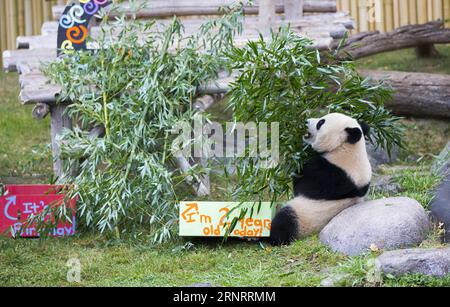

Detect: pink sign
0,185,76,237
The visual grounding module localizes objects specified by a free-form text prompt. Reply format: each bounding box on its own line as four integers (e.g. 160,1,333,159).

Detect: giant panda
269,113,372,245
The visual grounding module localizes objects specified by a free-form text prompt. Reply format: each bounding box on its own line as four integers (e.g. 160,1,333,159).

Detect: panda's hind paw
269,206,299,246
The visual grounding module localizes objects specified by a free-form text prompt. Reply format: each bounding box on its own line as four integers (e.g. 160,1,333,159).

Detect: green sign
179,202,278,237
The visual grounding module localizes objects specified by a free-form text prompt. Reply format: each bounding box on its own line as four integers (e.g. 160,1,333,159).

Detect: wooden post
341,0,350,13
43,0,51,22
409,0,418,25
50,104,72,178
399,0,409,26
259,0,276,35
427,0,434,21
351,0,359,33
374,0,384,32
24,0,33,36
418,0,428,24
17,0,25,36
6,0,18,50
445,0,450,27
0,0,7,65
393,0,400,28
368,0,375,31
358,0,368,32
284,0,304,20
434,0,444,20
385,0,394,31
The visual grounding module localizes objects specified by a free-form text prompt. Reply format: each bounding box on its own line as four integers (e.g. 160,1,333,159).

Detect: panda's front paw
269,206,299,246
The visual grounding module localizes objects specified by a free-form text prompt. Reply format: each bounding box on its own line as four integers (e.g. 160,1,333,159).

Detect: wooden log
359,69,450,119
32,102,50,120
50,104,72,178
20,83,61,105
52,0,337,20
336,21,450,60
284,0,304,20
3,48,57,72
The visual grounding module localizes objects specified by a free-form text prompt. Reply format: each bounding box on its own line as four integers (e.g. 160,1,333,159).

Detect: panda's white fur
269,113,372,245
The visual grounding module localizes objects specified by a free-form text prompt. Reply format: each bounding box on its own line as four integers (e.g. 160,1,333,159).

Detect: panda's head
303,113,370,153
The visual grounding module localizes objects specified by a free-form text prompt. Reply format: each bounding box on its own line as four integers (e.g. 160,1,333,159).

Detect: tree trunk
415,44,440,58
336,21,450,60
359,69,450,119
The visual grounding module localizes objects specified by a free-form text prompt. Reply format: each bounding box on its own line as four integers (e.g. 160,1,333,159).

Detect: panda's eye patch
316,119,325,130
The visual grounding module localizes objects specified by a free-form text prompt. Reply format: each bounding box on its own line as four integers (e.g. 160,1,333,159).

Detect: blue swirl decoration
57,0,112,56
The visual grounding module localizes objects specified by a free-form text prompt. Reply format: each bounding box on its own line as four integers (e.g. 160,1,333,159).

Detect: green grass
1,47,450,286
356,44,450,74
0,72,53,184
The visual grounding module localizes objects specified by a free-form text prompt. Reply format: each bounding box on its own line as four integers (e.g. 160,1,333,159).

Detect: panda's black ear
345,127,362,144
358,121,370,136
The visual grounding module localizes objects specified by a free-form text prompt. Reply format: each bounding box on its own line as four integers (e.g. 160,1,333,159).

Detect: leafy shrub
44,4,402,242
44,4,243,242
226,29,403,204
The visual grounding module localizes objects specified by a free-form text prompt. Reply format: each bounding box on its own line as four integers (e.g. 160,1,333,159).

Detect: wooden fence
0,0,66,66
337,0,450,33
2,0,450,66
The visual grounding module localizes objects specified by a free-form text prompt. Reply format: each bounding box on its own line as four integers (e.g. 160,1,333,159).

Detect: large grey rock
430,174,450,243
430,142,450,243
371,174,402,195
376,248,450,277
367,143,398,169
319,197,430,256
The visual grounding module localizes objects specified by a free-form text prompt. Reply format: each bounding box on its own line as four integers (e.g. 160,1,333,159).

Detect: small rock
371,174,402,194
367,143,398,169
320,273,349,287
375,247,450,277
319,197,430,256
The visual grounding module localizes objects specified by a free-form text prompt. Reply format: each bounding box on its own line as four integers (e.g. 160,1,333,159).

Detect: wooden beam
50,104,72,178
52,0,337,20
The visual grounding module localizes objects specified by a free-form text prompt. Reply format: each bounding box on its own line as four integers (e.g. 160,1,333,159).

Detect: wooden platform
2,0,353,182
